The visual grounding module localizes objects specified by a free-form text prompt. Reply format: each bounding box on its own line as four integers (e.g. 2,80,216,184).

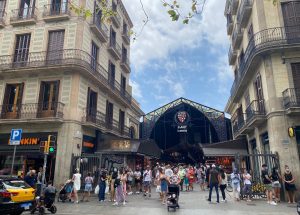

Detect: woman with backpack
231,168,241,201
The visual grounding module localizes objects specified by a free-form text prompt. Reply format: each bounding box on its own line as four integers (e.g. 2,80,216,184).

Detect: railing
109,40,122,57
245,100,265,122
43,3,70,17
10,7,37,22
232,23,243,47
121,55,130,67
92,15,109,39
0,102,64,119
237,0,253,25
85,109,130,137
230,25,300,100
0,49,132,104
232,113,245,136
283,88,300,109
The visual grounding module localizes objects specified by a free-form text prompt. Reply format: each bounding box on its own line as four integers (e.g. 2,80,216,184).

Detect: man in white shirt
143,165,152,197
242,169,252,202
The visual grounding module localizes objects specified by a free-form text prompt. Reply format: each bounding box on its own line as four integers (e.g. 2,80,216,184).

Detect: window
121,75,126,95
38,81,59,116
239,49,244,65
47,30,65,62
0,0,6,17
254,73,265,112
281,1,300,40
119,110,125,133
91,42,99,71
248,24,254,48
123,22,128,35
291,63,300,104
108,62,115,87
1,83,24,118
86,87,97,122
295,126,300,160
105,101,114,128
110,27,116,47
19,0,36,18
14,34,31,63
122,45,127,62
93,1,102,25
129,126,135,139
244,90,250,108
112,1,117,12
50,0,67,15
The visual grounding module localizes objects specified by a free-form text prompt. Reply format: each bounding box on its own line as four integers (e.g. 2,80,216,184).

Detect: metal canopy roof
144,97,224,123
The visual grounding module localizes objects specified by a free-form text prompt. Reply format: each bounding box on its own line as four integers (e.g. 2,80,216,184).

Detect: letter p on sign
10,129,22,145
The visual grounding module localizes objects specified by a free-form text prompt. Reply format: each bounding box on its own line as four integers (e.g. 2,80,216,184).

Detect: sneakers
113,202,118,206
123,201,126,205
270,201,277,206
221,200,227,203
136,191,140,194
128,192,133,195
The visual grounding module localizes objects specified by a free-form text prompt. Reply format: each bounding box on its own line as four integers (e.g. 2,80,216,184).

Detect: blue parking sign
10,129,22,145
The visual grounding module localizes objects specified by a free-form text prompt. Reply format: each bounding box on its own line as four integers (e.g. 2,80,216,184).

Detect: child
184,170,189,191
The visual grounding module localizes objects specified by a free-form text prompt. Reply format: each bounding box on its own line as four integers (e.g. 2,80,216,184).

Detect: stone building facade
224,0,300,185
0,0,143,185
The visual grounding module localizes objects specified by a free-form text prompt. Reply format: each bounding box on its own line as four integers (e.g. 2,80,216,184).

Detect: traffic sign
10,129,22,145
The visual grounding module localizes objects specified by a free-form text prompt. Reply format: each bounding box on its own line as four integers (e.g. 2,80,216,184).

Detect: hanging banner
175,111,189,133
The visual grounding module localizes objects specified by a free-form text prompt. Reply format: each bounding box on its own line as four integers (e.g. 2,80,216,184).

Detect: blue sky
123,0,233,114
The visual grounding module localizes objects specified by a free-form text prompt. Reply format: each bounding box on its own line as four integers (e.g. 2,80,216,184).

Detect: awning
96,138,161,159
200,138,248,157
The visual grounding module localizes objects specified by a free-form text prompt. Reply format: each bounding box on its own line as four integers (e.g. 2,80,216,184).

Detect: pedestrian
261,164,277,205
113,175,123,206
207,164,220,203
72,168,81,204
188,166,195,191
110,168,118,202
231,168,241,202
82,172,93,202
134,167,142,194
283,165,296,204
178,166,185,191
98,170,107,202
219,168,227,203
184,167,189,191
205,165,211,189
159,167,168,205
199,166,206,191
242,169,252,202
271,166,281,203
143,165,152,197
121,169,127,205
127,168,133,195
24,169,37,188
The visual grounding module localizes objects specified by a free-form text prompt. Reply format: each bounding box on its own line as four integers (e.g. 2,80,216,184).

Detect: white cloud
129,79,143,99
122,0,228,71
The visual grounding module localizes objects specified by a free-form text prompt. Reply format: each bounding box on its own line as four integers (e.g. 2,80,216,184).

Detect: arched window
129,126,135,139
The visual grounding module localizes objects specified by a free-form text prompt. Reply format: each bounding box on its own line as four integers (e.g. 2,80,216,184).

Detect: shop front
0,132,57,181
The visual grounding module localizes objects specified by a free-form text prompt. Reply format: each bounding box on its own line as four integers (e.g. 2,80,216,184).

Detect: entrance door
14,34,31,65
37,81,60,118
105,101,113,128
47,30,65,64
1,83,24,119
291,63,300,105
281,1,300,42
50,0,67,15
108,62,115,88
86,88,98,123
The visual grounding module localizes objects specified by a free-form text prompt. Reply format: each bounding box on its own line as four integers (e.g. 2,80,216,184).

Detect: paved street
25,187,297,215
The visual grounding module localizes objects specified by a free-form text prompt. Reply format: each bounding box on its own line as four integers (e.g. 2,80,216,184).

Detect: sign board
9,129,22,146
175,111,189,133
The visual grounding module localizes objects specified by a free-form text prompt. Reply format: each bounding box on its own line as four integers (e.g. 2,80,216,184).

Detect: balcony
83,109,130,137
43,3,70,22
232,24,243,50
227,14,233,35
111,9,121,28
283,88,300,114
237,0,253,28
229,25,300,104
245,100,266,128
231,0,239,15
0,49,132,106
0,10,6,28
107,40,122,60
232,113,246,138
90,16,109,43
228,46,237,65
10,7,38,26
120,55,130,73
122,29,130,44
0,102,64,122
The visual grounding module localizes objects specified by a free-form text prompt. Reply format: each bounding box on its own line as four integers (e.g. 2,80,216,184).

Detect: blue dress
161,178,168,192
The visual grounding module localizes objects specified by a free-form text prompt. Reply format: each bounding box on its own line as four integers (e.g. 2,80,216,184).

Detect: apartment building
0,0,143,184
224,0,300,183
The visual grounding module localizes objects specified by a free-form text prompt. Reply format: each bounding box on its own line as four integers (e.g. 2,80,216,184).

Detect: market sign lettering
8,137,39,145
83,141,94,148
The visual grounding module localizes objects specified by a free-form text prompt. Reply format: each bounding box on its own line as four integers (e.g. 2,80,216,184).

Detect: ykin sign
175,111,189,133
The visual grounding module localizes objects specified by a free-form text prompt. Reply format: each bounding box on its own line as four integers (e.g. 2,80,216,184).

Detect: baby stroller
31,192,57,215
58,180,73,202
167,184,180,212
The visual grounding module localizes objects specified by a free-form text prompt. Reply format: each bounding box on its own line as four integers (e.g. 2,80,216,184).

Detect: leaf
191,3,197,12
183,19,189,24
163,3,168,7
168,10,176,17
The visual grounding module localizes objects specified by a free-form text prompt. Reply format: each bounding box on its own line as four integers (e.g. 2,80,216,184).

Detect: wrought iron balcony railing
245,100,265,122
237,0,253,28
10,7,38,22
232,113,245,137
43,3,70,17
91,15,109,42
121,55,130,73
283,88,300,109
0,102,64,120
230,25,300,101
0,49,132,104
84,108,130,137
108,40,122,59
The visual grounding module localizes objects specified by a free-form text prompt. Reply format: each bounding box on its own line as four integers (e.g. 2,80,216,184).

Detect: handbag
94,185,99,195
105,186,109,194
156,185,161,193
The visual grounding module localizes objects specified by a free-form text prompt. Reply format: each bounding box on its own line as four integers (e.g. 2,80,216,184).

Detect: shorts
143,181,151,188
272,181,281,188
84,183,92,192
265,184,272,191
127,180,133,186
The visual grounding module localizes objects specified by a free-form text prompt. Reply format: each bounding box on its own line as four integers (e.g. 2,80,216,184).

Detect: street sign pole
10,145,17,176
